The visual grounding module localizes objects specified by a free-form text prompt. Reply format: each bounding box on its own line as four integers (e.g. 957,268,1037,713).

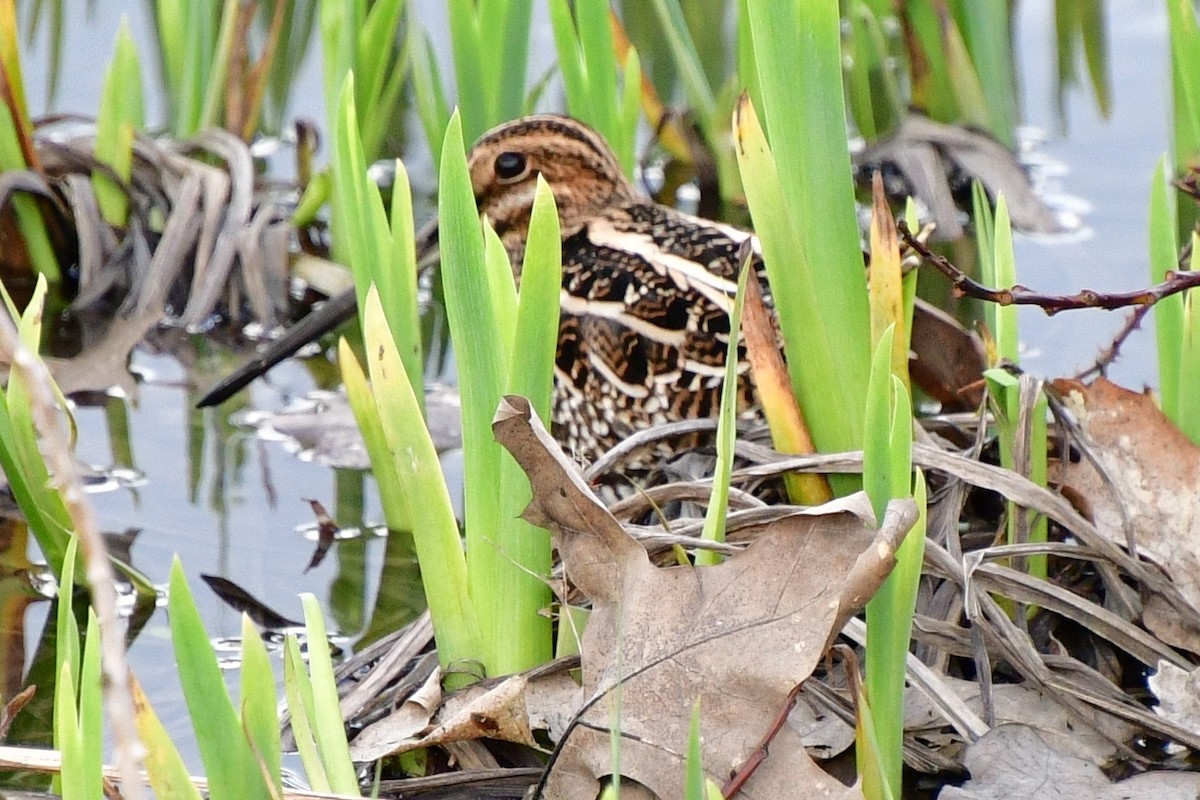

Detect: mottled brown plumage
199,114,766,465
468,115,762,463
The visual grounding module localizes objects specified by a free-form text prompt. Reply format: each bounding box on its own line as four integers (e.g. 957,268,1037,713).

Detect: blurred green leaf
1180,232,1200,444
132,675,205,800
951,0,1016,145
94,19,144,226
1169,0,1200,171
1151,159,1184,422
169,558,272,800
239,615,282,797
299,594,358,793
548,0,639,173
284,634,329,792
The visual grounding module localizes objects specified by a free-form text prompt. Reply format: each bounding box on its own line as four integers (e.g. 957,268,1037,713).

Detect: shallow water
1,0,1178,779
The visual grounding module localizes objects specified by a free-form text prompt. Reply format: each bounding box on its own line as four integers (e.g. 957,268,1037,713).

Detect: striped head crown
468,115,637,262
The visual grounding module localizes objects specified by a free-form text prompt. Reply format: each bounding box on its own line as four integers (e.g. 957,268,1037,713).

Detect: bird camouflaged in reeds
200,115,769,466
469,116,765,464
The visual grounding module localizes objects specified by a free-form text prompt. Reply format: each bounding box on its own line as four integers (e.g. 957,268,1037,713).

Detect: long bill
195,217,441,408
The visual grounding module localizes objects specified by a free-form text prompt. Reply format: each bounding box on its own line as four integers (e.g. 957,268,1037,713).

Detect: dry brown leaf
349,669,581,762
910,299,986,410
402,675,537,752
1052,378,1200,651
349,666,443,761
904,676,1133,765
494,396,917,800
939,724,1200,799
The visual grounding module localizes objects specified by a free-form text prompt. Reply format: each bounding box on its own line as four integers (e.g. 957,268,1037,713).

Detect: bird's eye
494,152,528,182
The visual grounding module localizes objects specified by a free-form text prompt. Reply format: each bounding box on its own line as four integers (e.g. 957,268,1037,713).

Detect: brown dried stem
1073,305,1153,381
897,220,1200,314
0,313,145,800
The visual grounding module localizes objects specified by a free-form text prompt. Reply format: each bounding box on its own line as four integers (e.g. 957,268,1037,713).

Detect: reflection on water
0,328,427,777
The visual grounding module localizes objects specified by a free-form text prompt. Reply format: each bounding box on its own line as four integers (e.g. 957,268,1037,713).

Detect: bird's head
466,115,636,261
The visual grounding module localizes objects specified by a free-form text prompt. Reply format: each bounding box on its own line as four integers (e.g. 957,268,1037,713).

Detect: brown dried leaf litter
344,397,917,798
494,395,916,799
1053,377,1200,652
332,375,1200,799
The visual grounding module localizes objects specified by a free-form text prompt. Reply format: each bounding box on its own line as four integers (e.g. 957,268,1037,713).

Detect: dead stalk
0,311,146,800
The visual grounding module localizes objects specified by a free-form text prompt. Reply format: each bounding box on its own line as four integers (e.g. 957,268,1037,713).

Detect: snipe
200,115,765,465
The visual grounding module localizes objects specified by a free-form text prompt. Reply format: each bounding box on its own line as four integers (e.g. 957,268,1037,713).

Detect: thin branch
1073,305,1152,381
898,220,1200,314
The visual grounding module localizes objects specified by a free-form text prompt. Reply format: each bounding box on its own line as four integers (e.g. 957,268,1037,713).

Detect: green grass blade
439,112,509,671
197,0,238,131
361,54,410,162
388,159,425,413
55,660,87,800
54,535,80,696
1150,158,1182,420
131,674,205,800
740,0,870,459
448,0,487,141
577,0,618,139
548,0,637,173
856,625,897,800
863,326,899,525
358,289,484,683
4,315,73,571
355,0,408,160
985,195,1018,363
355,0,405,124
1078,0,1111,117
684,699,705,800
319,0,360,134
79,610,103,800
483,220,518,366
299,594,359,794
492,0,534,122
174,0,218,134
53,534,81,800
548,0,586,119
492,176,561,673
239,615,283,798
284,634,329,793
154,0,184,100
649,0,717,120
1168,0,1200,170
951,0,1016,146
93,18,144,226
340,339,409,530
905,0,958,123
410,25,450,166
732,94,866,482
696,263,750,567
618,46,642,170
168,558,271,800
328,72,369,270
1180,232,1200,443
331,75,424,411
861,337,919,800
